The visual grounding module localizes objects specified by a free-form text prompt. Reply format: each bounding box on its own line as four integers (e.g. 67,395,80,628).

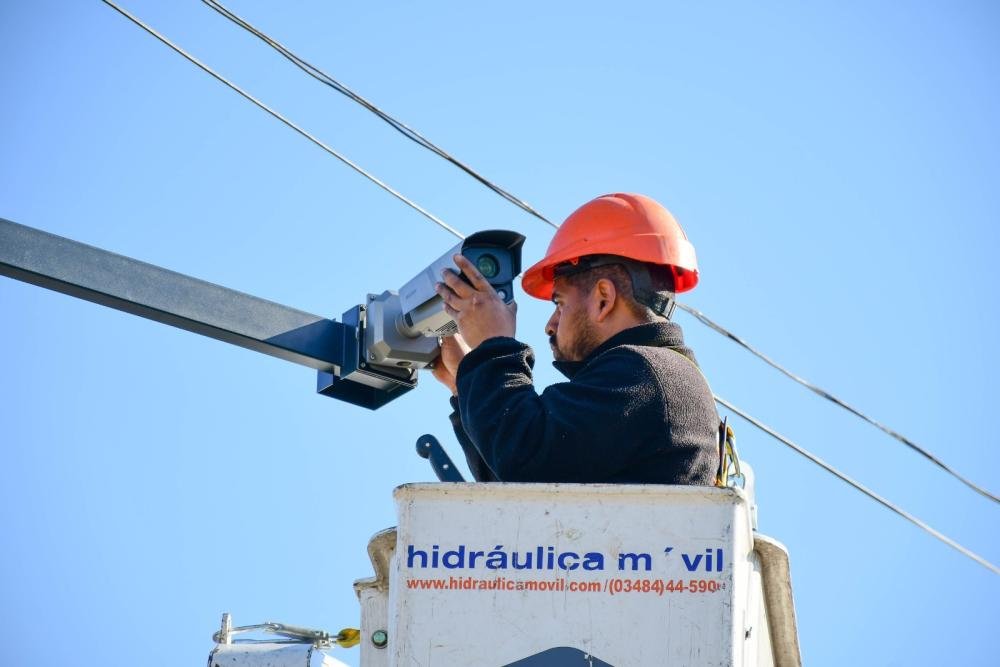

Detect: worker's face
545,278,602,362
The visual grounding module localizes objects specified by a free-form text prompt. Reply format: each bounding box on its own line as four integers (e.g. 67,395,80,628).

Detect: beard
550,308,603,362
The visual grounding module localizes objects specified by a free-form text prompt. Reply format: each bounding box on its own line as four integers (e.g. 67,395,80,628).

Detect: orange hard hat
521,193,699,300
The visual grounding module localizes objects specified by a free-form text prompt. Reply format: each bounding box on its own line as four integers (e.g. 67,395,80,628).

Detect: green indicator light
372,630,388,648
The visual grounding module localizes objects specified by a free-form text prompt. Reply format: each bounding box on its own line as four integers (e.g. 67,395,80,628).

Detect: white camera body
365,230,525,369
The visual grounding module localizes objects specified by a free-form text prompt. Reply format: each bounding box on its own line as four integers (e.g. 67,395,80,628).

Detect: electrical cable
101,0,997,571
100,0,465,241
682,303,999,504
200,0,556,230
192,0,997,507
715,395,999,575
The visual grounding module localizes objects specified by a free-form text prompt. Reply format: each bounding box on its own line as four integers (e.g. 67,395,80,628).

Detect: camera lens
476,254,500,279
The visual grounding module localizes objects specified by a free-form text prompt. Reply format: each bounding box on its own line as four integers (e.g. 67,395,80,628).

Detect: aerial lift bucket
354,482,800,667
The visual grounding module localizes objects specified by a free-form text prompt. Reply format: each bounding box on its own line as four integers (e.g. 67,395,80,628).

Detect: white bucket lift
354,482,800,667
209,480,800,667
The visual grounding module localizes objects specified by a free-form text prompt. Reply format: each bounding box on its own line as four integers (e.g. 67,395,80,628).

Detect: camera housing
396,230,524,338
317,230,525,408
367,229,524,367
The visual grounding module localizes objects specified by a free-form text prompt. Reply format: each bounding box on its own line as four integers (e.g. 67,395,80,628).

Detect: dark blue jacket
450,321,719,483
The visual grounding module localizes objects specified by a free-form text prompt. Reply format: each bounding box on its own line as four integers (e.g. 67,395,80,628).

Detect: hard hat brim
521,234,698,301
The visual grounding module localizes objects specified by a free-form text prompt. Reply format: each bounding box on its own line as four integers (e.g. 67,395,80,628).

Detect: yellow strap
335,628,361,648
715,419,728,487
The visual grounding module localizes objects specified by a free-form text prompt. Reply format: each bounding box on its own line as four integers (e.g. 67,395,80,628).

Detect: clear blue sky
2,1,998,665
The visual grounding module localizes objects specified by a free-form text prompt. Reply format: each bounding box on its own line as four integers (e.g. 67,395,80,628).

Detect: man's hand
436,254,517,350
431,333,470,396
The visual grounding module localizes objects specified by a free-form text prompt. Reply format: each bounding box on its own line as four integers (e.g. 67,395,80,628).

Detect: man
432,193,719,484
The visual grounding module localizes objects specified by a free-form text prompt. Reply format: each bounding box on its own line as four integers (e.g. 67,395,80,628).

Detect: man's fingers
434,284,448,307
435,282,462,309
453,254,494,292
439,267,473,297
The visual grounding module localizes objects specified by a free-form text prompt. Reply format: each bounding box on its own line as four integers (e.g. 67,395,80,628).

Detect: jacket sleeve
448,396,499,482
455,336,663,482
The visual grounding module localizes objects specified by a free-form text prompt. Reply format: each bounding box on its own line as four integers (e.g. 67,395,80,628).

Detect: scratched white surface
386,484,759,666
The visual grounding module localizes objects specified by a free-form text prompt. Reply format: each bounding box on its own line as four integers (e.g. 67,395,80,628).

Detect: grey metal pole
0,217,348,372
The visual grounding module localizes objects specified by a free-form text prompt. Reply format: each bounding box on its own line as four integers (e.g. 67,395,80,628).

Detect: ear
592,278,617,323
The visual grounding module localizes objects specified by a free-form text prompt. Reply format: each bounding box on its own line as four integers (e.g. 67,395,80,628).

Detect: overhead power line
99,0,465,240
101,0,997,572
200,0,556,230
192,0,997,508
680,303,999,504
716,395,998,575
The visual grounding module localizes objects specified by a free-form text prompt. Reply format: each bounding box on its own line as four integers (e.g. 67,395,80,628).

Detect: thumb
440,335,459,353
